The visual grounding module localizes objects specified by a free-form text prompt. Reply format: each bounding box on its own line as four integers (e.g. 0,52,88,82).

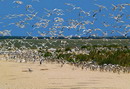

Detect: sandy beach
0,60,130,89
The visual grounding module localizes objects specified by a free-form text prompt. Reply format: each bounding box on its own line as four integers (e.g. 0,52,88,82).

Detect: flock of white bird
0,49,130,74
0,0,130,73
0,0,130,37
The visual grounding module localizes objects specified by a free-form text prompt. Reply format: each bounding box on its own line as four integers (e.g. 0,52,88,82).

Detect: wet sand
0,60,130,89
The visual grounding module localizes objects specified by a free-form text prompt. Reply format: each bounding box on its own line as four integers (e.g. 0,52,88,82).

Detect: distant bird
28,68,33,72
13,1,23,5
95,4,108,12
112,4,118,11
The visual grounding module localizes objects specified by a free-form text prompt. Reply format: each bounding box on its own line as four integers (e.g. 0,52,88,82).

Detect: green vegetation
88,48,130,66
1,39,130,67
0,39,130,49
38,45,130,67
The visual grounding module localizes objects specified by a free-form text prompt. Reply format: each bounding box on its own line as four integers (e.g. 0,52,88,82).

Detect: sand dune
0,60,130,89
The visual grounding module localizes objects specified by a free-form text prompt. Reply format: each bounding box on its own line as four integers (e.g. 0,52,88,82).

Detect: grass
0,39,130,67
0,39,130,49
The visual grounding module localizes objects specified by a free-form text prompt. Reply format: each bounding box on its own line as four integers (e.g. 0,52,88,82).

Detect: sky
0,0,130,37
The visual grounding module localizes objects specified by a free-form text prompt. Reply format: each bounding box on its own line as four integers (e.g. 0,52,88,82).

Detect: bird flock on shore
1,49,130,74
0,0,130,74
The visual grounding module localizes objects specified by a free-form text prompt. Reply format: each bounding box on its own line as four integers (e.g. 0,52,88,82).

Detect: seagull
28,68,33,72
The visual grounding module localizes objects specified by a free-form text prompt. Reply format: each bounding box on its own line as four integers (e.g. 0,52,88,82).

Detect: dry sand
0,60,130,89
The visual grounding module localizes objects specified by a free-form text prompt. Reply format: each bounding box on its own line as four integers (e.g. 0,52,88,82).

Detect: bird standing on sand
28,68,33,72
